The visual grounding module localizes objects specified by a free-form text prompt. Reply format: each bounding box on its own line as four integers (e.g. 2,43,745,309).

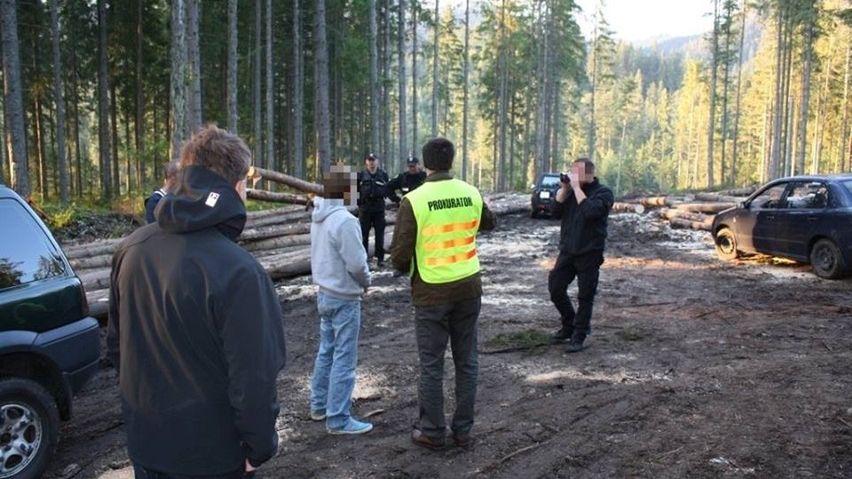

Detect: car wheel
530,209,539,219
810,239,845,279
0,378,59,479
714,227,739,261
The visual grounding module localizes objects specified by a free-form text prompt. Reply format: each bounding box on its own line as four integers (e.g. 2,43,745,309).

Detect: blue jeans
310,292,362,429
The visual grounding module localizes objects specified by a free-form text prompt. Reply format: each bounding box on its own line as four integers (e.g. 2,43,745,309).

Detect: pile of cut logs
65,167,530,318
619,186,758,232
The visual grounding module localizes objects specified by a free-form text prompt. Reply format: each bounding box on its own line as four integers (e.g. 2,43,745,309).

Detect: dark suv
0,185,100,478
530,173,562,218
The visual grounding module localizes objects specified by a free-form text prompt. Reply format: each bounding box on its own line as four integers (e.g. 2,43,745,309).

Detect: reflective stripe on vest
407,178,483,284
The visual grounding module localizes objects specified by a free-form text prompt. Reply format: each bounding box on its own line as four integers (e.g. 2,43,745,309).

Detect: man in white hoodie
309,165,374,435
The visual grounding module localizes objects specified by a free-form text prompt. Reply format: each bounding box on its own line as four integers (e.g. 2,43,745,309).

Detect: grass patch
484,329,551,354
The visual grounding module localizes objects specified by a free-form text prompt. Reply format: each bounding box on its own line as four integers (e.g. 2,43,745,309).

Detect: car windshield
540,175,560,188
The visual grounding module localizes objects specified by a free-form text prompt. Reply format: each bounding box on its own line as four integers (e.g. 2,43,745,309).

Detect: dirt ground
46,212,852,479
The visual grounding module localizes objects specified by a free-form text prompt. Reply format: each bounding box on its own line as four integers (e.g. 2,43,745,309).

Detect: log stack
70,170,531,319
619,186,757,232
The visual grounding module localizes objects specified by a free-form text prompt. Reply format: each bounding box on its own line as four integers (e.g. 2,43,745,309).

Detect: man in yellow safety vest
390,137,496,450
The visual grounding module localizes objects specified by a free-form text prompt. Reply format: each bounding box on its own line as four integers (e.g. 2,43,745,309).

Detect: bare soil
46,212,852,479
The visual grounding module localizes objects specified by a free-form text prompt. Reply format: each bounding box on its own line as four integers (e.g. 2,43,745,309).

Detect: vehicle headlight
539,191,551,199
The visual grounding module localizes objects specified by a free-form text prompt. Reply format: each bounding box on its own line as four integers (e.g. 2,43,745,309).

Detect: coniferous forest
1,0,850,205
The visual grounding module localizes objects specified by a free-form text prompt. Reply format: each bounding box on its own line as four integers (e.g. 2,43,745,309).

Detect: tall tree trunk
253,0,262,167
731,4,746,184
226,0,238,134
135,0,145,188
34,92,46,198
292,0,304,178
398,0,408,166
780,19,794,176
369,0,379,152
841,38,851,172
315,0,331,173
98,0,113,199
170,0,188,160
587,0,601,162
430,0,439,137
265,0,273,171
111,77,120,194
461,0,470,180
382,0,392,161
497,0,508,190
49,0,69,203
535,0,550,177
1,0,28,196
769,6,784,180
706,0,719,187
411,0,418,150
718,2,734,185
796,18,814,175
69,27,83,196
187,0,202,131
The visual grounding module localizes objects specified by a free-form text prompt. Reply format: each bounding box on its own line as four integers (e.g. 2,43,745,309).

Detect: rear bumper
34,317,101,396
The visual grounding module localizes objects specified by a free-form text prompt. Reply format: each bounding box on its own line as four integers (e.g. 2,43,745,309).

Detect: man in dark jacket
387,157,427,204
357,152,390,267
549,158,614,353
108,125,287,478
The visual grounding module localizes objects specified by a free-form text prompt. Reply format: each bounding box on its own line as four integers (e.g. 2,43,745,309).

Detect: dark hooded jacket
107,166,287,475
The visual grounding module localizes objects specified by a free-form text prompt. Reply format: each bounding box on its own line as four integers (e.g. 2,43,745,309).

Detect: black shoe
566,334,586,353
376,259,385,269
549,328,573,344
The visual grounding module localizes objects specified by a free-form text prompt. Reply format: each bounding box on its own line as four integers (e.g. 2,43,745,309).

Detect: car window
843,180,852,197
784,182,829,209
0,199,67,290
540,176,560,188
750,184,787,209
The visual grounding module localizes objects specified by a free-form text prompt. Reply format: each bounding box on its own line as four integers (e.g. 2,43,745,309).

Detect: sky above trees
574,0,714,42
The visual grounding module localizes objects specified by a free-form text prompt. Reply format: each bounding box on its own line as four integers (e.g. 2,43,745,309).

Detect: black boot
566,333,586,353
549,327,573,344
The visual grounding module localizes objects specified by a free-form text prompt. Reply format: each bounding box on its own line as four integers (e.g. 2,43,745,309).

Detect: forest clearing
2,0,851,477
39,201,851,479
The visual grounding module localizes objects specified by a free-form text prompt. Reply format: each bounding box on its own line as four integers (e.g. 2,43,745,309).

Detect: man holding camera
549,158,614,353
358,153,390,267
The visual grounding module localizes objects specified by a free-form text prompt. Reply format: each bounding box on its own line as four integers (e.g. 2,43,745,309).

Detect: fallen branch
246,166,324,195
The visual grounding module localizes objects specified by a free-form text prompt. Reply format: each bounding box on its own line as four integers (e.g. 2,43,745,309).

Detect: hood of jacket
155,165,247,241
312,197,349,223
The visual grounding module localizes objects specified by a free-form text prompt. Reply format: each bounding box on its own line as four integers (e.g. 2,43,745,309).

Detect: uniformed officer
387,157,427,204
390,138,496,450
357,153,390,267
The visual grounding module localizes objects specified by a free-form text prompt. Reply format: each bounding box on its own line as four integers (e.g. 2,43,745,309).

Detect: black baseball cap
365,153,378,161
406,157,419,165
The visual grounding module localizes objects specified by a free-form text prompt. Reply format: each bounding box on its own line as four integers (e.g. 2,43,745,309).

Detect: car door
772,181,829,261
742,182,789,254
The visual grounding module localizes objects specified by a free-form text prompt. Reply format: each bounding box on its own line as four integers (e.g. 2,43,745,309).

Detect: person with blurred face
308,165,373,435
548,158,614,353
357,153,390,267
